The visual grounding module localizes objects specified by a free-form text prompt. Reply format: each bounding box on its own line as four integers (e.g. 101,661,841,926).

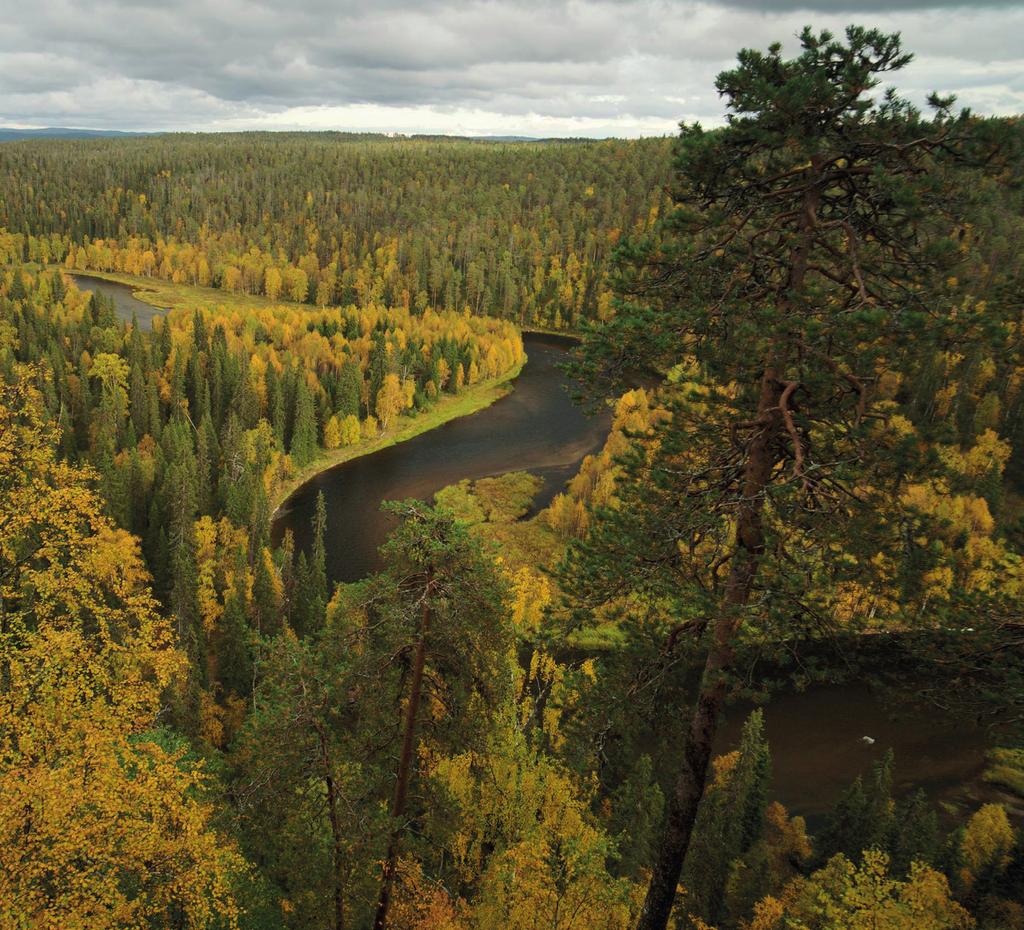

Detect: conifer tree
0,367,242,925
563,28,1010,930
311,490,329,611
251,546,281,637
292,549,313,637
219,573,253,702
335,360,362,419
818,751,895,864
290,375,318,467
372,501,513,930
682,711,772,927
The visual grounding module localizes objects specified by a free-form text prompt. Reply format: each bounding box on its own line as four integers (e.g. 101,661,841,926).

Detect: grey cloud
1,0,1021,135
715,0,1020,9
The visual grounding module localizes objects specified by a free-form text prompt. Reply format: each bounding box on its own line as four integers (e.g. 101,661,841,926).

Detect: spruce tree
682,710,772,927
219,566,254,701
891,789,940,875
292,550,313,637
335,359,363,419
290,375,318,467
251,546,281,637
311,490,329,619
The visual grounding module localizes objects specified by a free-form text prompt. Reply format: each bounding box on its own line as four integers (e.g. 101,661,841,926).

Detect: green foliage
818,751,896,864
773,849,973,930
683,711,773,926
232,500,516,929
289,376,318,467
434,471,544,526
559,27,1022,930
1,38,1024,930
0,133,672,329
816,753,945,883
983,748,1024,797
606,754,665,880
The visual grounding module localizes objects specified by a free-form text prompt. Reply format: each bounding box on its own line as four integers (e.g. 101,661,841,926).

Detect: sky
1,0,1022,138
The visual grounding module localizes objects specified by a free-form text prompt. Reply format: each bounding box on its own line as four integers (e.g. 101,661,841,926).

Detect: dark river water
719,683,990,821
271,332,995,820
273,333,610,582
80,273,993,821
70,273,166,328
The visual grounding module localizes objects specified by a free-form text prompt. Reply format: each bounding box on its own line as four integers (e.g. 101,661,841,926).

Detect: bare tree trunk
373,575,432,930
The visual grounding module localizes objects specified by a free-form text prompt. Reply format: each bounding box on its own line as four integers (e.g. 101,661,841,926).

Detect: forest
0,133,671,331
3,24,1024,930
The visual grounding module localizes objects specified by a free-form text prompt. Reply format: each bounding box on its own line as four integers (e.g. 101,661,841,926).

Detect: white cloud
0,0,1021,136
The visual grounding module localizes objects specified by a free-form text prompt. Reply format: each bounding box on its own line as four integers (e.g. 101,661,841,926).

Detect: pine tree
562,28,1008,930
372,500,513,930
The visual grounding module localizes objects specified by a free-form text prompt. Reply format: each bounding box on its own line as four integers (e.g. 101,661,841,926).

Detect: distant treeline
0,133,673,329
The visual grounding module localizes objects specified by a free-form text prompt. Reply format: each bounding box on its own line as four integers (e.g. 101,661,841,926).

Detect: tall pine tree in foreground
562,27,1014,930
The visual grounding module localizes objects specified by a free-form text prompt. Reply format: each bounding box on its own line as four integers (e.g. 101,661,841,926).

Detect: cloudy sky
2,0,1021,137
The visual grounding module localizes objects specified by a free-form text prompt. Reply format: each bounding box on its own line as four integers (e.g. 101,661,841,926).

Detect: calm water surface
272,333,996,818
719,683,990,820
273,333,609,582
69,273,166,328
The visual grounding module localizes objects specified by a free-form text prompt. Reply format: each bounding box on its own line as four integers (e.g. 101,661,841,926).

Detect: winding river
70,273,166,328
271,331,994,821
84,274,996,821
273,334,609,582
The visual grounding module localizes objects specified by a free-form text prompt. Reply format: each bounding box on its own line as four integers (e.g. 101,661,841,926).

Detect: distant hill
0,127,152,142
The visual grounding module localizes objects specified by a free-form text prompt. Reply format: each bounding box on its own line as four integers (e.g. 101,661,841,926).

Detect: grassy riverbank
271,361,525,515
55,267,532,522
64,271,585,340
60,267,294,314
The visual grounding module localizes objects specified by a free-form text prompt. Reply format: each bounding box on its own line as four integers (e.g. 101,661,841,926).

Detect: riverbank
272,333,609,582
60,267,290,315
62,270,589,338
521,325,579,340
55,268,531,520
271,360,525,516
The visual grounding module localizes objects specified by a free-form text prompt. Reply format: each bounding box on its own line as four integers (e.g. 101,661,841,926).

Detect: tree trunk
636,162,823,930
636,368,781,930
317,725,346,930
373,574,433,930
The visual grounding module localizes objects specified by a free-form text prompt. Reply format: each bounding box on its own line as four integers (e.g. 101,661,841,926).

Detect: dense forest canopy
2,23,1024,930
0,133,672,329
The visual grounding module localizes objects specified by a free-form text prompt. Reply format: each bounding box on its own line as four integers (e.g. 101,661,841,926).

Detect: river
273,332,996,820
81,272,995,820
720,683,991,822
273,333,610,582
69,273,166,328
